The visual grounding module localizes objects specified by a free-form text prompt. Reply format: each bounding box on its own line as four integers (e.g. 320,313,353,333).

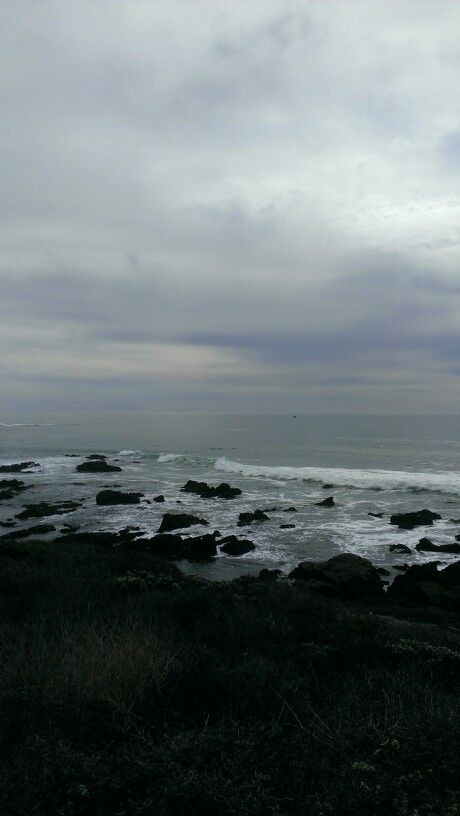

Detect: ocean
1,412,459,580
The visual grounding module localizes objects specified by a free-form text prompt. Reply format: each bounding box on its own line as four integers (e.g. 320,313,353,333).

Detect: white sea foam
117,450,146,457
158,453,187,463
0,422,56,427
214,457,460,495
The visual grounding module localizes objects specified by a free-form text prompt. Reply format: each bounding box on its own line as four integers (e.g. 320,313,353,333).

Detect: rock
390,509,441,530
0,521,16,528
413,581,443,606
264,507,279,512
219,536,255,555
377,567,390,576
392,564,410,572
61,524,80,534
0,479,31,501
95,490,143,506
16,501,82,520
416,537,460,554
86,454,107,460
369,512,384,518
289,553,383,598
387,562,441,601
284,506,297,513
56,529,144,547
389,544,412,554
76,461,122,473
237,509,269,527
0,523,56,542
180,480,241,499
153,495,165,503
158,512,209,534
323,483,334,489
137,531,218,559
439,560,460,586
280,523,295,529
0,461,40,473
315,496,335,507
258,568,282,581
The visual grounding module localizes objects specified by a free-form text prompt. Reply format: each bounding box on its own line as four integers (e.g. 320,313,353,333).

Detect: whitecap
214,458,460,496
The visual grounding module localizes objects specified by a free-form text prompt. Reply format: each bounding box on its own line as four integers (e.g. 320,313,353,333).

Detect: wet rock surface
158,512,209,534
237,509,269,527
75,461,122,473
0,462,40,473
96,490,144,505
390,509,441,529
219,535,255,555
180,480,241,499
15,500,83,520
315,496,335,507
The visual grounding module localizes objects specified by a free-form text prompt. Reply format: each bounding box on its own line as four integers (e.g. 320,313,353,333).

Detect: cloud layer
1,1,460,411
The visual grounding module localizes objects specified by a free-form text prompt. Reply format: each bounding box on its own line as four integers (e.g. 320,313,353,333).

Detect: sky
1,0,460,413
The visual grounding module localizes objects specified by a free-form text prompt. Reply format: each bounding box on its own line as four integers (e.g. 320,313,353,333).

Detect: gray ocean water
1,412,459,580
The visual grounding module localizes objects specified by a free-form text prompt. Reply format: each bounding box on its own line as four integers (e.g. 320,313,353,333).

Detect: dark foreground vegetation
0,539,459,816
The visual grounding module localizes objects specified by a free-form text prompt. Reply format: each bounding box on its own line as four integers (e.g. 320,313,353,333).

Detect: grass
0,539,459,815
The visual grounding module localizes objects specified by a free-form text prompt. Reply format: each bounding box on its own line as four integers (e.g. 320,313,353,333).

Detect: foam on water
215,457,460,496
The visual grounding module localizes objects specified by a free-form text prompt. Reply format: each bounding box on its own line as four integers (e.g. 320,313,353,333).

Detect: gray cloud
1,1,460,412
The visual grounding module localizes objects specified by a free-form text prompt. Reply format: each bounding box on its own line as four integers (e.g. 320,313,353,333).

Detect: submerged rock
0,479,31,501
289,553,383,598
153,495,165,503
0,461,40,473
237,510,269,527
390,509,441,530
76,461,122,473
96,490,143,506
219,535,255,555
180,480,242,499
322,483,334,489
315,496,335,507
86,454,107,460
416,537,460,554
369,512,384,518
158,512,209,534
284,506,297,513
16,500,82,520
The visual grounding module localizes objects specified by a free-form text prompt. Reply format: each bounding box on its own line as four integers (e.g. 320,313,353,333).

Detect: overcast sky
1,1,460,413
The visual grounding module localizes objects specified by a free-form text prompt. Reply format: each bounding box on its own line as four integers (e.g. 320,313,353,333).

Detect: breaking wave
158,453,189,463
214,458,460,495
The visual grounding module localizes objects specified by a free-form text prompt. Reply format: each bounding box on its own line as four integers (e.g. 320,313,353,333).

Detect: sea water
1,412,459,580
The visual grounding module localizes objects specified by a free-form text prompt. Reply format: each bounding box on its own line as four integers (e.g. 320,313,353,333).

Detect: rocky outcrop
416,538,460,554
289,553,383,598
237,510,269,527
315,496,335,507
389,544,412,554
387,561,460,611
0,479,30,501
0,523,56,542
158,512,209,534
180,480,242,499
219,536,255,555
258,568,282,581
390,509,441,530
280,523,295,529
76,461,122,473
0,462,40,473
86,454,107,460
16,500,82,520
137,531,218,560
153,495,165,503
96,490,143,506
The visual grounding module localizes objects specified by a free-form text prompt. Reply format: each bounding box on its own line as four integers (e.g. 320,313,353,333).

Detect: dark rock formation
369,512,384,518
416,537,460,554
137,531,218,560
322,483,334,489
96,490,143,506
390,509,441,530
315,496,335,507
16,501,82,520
76,461,122,473
289,553,383,598
258,568,282,581
0,523,56,542
389,544,412,554
153,495,165,502
284,506,297,513
376,567,390,576
180,480,241,499
219,536,255,555
387,560,460,611
280,523,295,529
86,454,107,460
158,512,209,534
237,509,269,527
0,462,40,473
0,479,30,501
